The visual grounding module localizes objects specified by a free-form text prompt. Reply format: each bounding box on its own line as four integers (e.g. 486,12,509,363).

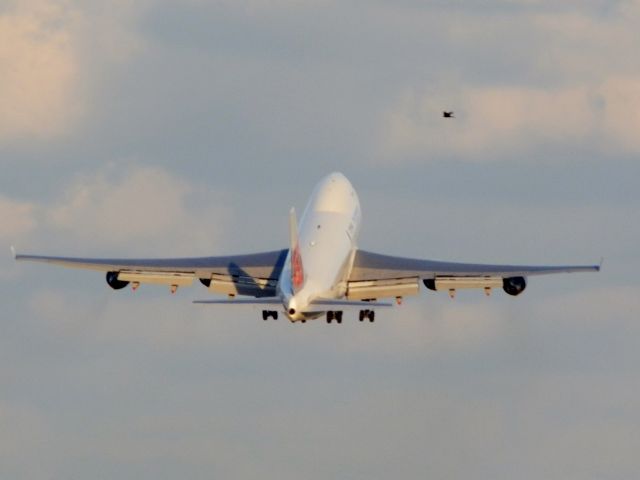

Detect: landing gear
326,311,343,324
359,309,375,322
262,310,278,320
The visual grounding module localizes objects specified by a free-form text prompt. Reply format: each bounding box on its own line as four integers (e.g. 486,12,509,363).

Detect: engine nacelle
423,278,437,291
106,271,129,290
503,276,526,296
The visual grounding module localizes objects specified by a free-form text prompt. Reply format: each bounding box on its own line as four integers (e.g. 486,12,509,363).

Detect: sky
1,0,639,478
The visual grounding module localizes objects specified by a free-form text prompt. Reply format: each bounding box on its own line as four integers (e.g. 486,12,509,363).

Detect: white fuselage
278,173,361,321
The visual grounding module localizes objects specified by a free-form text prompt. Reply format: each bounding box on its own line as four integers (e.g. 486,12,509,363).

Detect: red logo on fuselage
292,246,304,291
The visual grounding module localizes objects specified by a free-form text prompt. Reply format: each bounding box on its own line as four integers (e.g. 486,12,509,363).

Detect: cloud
191,0,335,9
533,285,640,329
0,196,37,280
0,164,229,261
326,300,509,356
532,5,640,80
374,2,640,163
0,0,83,142
380,77,640,161
0,196,36,240
0,0,150,147
599,76,640,151
0,402,55,479
27,288,213,348
39,164,229,255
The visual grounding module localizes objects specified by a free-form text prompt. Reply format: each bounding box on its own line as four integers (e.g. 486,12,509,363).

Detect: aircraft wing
15,249,289,297
349,250,600,280
346,249,600,298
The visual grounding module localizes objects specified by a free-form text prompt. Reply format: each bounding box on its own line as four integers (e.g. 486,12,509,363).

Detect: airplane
14,172,600,324
443,111,455,118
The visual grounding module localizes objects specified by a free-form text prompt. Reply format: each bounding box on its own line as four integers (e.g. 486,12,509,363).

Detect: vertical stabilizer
289,207,305,293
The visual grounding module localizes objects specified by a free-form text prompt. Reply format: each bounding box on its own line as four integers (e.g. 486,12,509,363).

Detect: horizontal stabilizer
310,298,393,308
194,297,282,306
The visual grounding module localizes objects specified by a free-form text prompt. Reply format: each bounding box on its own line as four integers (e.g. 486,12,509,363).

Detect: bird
443,111,455,118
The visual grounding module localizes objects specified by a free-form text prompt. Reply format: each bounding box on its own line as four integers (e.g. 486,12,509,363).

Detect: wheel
272,311,278,320
359,310,365,321
262,310,268,320
326,311,335,323
369,311,375,322
336,311,343,324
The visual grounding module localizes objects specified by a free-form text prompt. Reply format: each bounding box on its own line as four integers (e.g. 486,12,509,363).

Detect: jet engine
106,271,129,290
502,276,526,296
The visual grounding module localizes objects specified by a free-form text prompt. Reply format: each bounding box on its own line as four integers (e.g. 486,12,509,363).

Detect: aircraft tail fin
289,207,304,293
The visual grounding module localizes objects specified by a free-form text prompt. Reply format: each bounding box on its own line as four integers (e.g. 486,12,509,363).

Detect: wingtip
598,257,604,271
10,245,16,260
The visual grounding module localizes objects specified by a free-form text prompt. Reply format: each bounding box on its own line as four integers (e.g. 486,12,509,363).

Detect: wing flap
117,271,195,286
346,277,420,300
349,250,600,282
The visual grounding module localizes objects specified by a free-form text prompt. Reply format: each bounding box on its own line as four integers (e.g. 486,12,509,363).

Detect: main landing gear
326,311,343,324
262,310,376,323
262,310,278,320
359,309,375,322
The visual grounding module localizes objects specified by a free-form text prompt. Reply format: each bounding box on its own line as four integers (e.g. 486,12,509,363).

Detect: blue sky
1,1,638,478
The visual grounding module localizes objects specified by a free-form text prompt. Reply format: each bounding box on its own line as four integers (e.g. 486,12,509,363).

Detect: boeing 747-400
15,173,599,323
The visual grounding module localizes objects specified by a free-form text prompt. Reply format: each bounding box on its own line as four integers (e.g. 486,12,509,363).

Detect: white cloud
533,286,640,328
27,288,213,348
599,76,640,152
380,77,640,161
40,164,229,255
0,0,149,145
0,402,55,478
533,5,640,80
1,164,230,275
0,0,83,141
376,2,640,163
0,196,36,240
0,196,37,280
183,0,335,10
